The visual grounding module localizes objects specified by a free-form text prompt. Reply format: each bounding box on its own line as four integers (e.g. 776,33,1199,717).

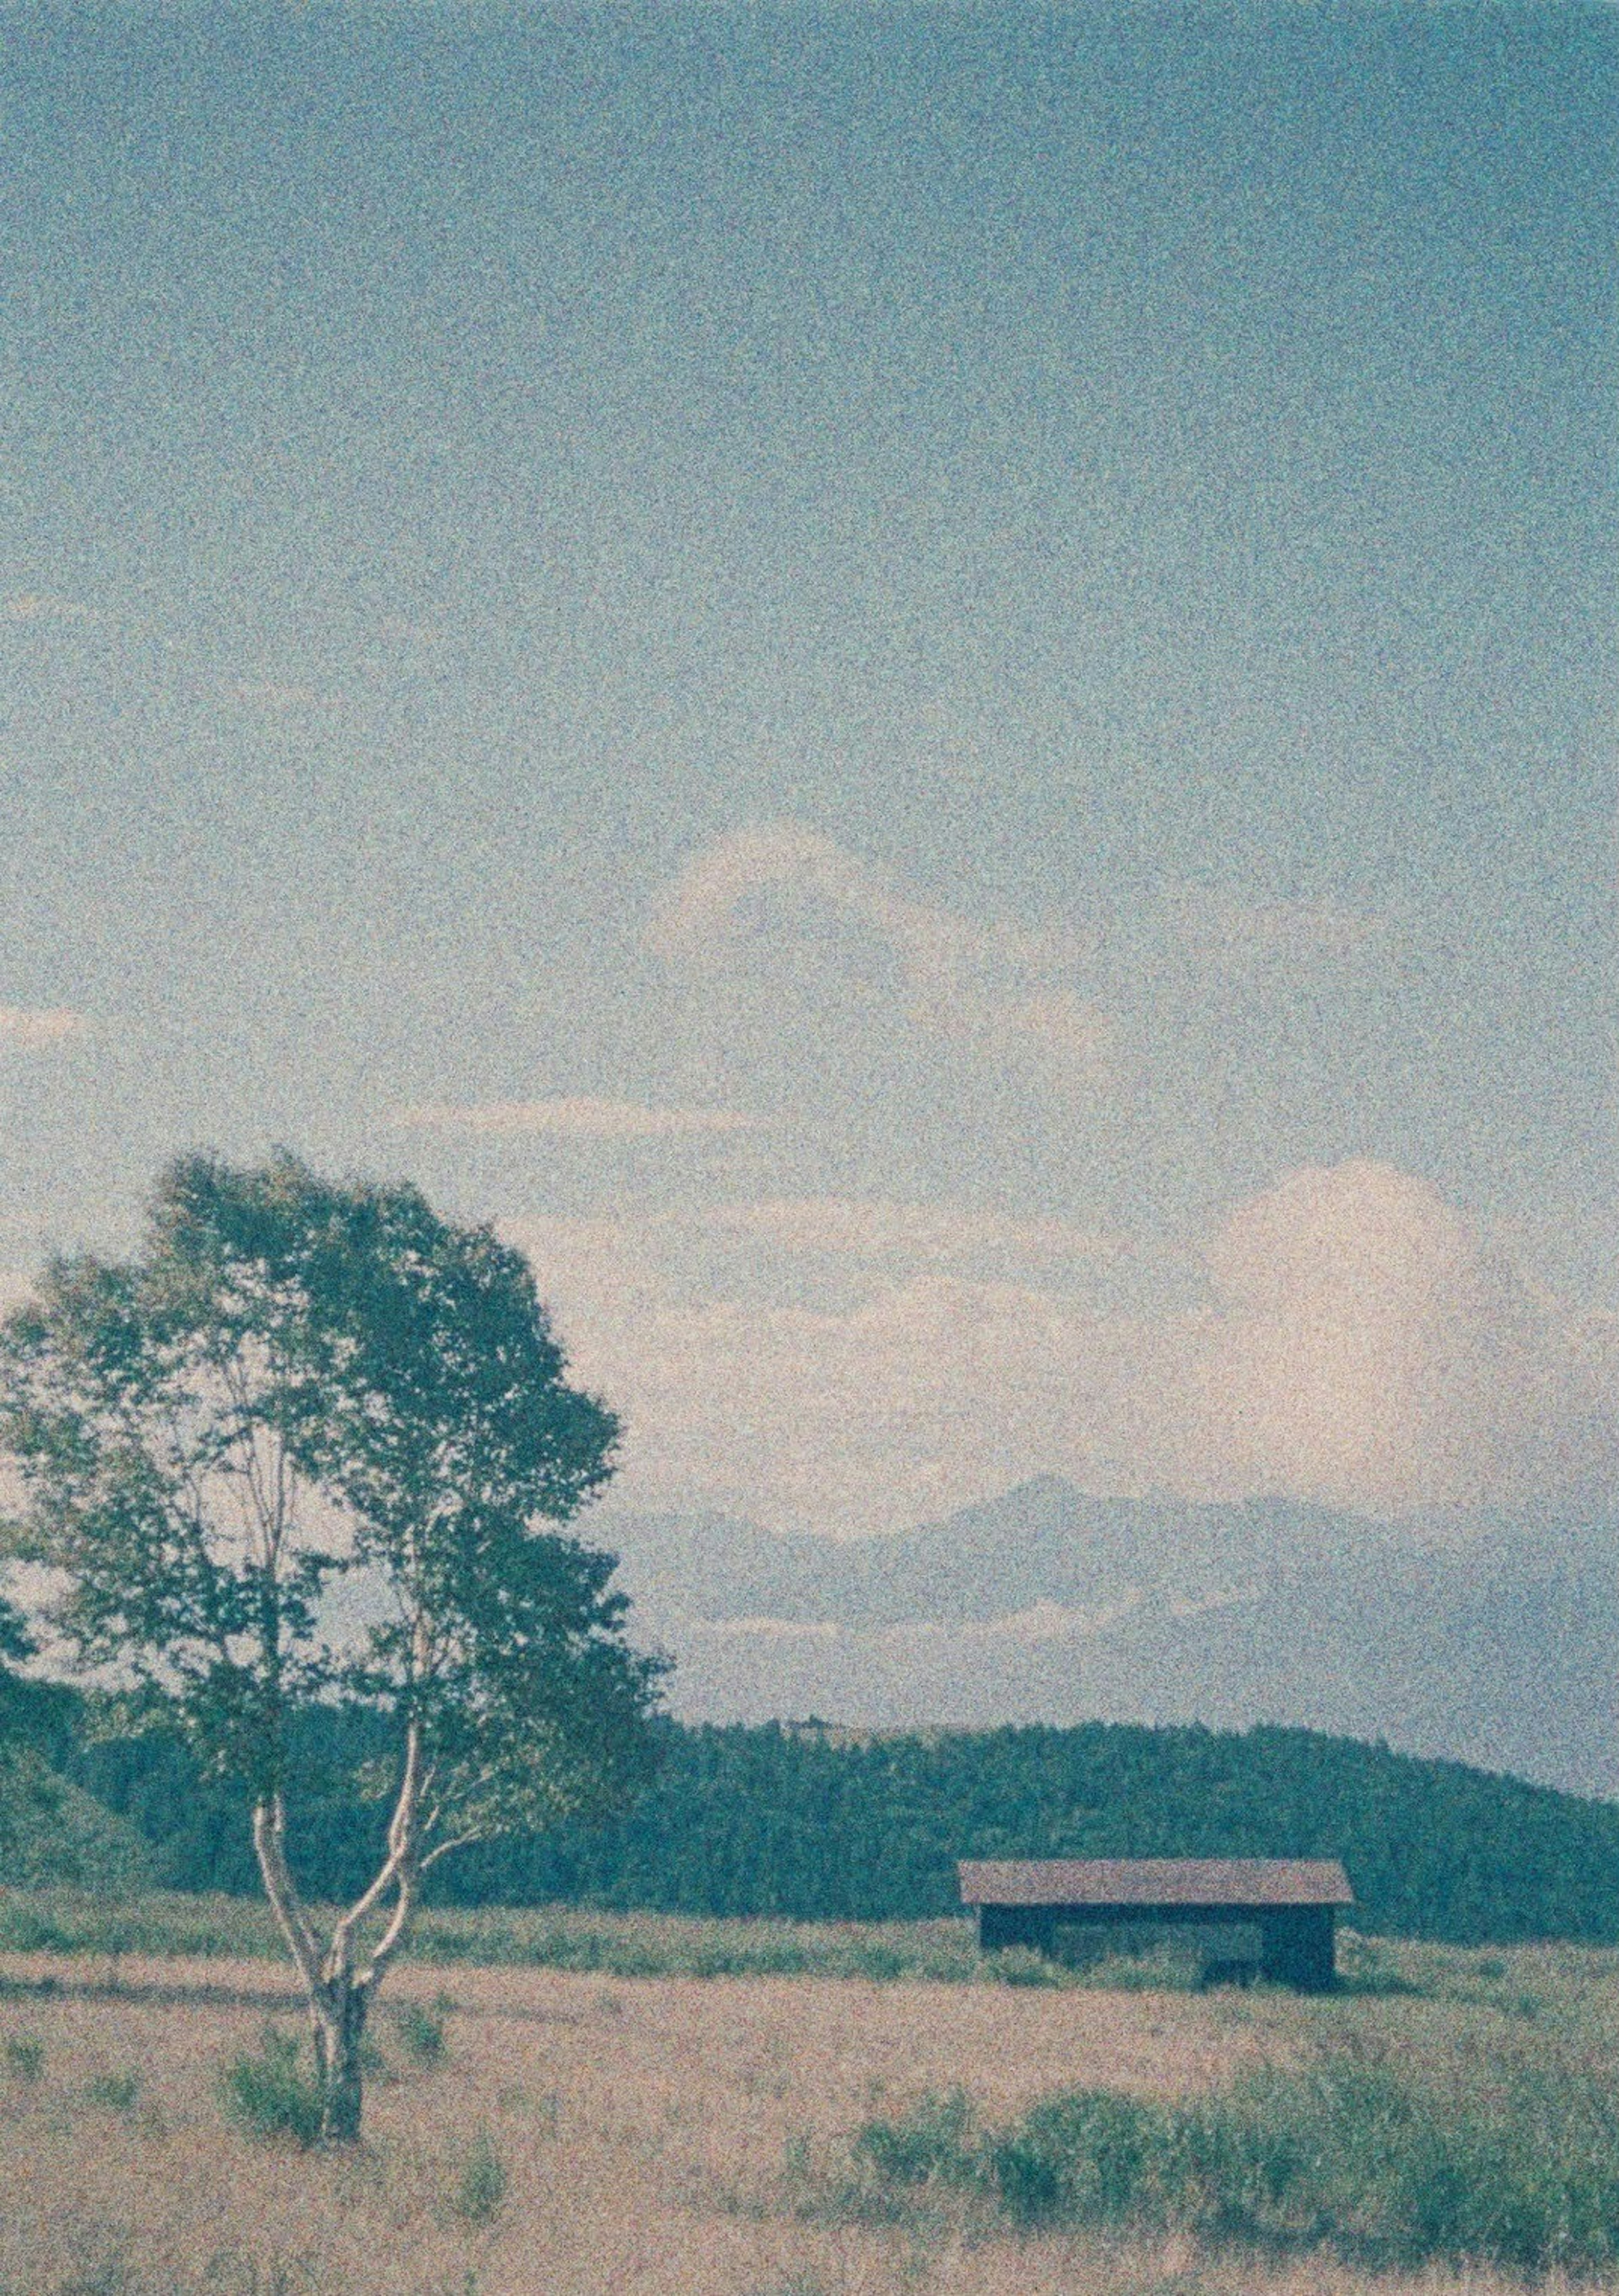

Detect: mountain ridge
594,1479,1619,1798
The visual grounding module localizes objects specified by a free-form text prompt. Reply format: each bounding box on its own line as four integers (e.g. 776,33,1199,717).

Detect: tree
0,1593,34,1744
0,1151,665,2138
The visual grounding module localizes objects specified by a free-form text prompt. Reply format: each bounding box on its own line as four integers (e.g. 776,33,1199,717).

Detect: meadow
6,1895,1619,2295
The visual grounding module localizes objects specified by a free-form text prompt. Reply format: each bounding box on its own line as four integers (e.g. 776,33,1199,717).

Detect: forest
9,1667,1619,1947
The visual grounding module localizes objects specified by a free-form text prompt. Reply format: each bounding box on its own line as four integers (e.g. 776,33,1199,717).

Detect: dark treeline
23,1695,1619,1946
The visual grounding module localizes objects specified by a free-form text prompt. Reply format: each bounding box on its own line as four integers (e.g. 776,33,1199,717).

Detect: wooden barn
958,1856,1354,1991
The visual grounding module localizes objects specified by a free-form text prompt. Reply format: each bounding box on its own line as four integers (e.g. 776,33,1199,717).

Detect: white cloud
498,1161,1617,1534
0,1007,87,1049
502,1199,1167,1531
1185,1159,1610,1515
398,1096,761,1139
647,822,1108,1071
703,1615,841,1642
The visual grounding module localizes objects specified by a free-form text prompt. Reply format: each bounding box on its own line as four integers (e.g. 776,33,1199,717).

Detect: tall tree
0,1151,664,2138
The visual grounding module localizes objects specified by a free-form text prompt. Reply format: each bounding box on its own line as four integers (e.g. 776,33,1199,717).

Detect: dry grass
2,1945,1614,2296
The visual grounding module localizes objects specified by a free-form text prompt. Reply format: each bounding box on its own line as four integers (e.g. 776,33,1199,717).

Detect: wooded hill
12,1684,1619,1946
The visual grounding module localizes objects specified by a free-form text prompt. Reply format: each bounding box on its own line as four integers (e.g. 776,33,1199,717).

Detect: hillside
53,1707,1619,1946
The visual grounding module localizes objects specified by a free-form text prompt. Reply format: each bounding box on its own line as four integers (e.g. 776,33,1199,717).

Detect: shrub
220,2028,323,2148
981,1946,1064,1988
450,2132,508,2225
86,2069,140,2111
989,2088,1173,2225
394,2000,447,2065
2,2033,43,2082
850,2040,1619,2274
851,2089,977,2187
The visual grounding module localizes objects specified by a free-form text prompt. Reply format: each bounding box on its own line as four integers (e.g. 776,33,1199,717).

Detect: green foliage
53,1707,1619,1949
850,2036,1619,2274
2,2032,44,2081
0,1151,662,1834
85,2069,140,2110
852,2089,976,2187
0,1747,161,1895
448,2131,508,2225
981,1945,1064,1987
220,2027,325,2148
393,1999,447,2064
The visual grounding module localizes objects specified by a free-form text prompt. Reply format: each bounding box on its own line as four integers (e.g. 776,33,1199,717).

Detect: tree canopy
0,1149,665,2134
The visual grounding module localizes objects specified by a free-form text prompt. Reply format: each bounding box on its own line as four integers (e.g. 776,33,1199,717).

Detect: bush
851,2040,1619,2274
851,2089,977,2187
86,2069,140,2111
220,2028,324,2148
990,2088,1172,2224
2,2032,43,2082
981,1946,1064,1988
394,2000,447,2065
449,2131,508,2225
0,1750,161,1896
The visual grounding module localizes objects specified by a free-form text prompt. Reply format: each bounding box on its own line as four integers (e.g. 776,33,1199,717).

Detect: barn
958,1856,1354,1990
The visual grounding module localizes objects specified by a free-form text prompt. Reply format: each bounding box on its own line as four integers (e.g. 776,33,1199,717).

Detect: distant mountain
596,1480,1619,1798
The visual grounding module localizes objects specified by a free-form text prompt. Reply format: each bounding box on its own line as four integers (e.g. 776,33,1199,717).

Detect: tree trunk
312,1977,369,2143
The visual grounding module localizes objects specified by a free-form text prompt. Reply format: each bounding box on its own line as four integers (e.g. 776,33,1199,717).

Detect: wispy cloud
1,592,98,624
648,823,1108,1071
399,1095,762,1139
0,1006,87,1049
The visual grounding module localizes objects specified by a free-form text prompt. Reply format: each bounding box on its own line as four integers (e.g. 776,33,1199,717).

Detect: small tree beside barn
0,1151,666,2140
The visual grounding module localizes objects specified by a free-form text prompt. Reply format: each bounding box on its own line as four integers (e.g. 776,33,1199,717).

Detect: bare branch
418,1828,484,1872
359,1867,418,1989
327,1717,425,1972
252,1796,322,1993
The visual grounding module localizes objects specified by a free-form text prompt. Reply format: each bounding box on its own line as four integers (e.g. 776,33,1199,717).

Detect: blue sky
1,6,1614,1531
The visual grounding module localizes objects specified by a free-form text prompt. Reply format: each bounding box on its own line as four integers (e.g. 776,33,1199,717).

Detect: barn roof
958,1857,1354,1909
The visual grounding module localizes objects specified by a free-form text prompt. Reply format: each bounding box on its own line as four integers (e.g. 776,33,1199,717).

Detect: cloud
498,1161,1616,1535
648,823,1108,1070
0,1007,87,1050
1186,1159,1609,1515
1,592,97,623
399,1095,761,1139
703,1615,841,1642
503,1200,1167,1531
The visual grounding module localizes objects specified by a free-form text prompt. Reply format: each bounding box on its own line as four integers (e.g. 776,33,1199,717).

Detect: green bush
852,2089,977,2187
981,1946,1065,1988
86,2069,140,2111
220,2028,324,2148
449,2131,508,2226
394,2000,447,2065
851,2041,1619,2274
0,1751,161,1896
990,2088,1172,2223
2,2032,43,2082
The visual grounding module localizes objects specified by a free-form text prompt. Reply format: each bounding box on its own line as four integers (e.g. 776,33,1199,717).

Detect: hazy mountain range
596,1478,1619,1799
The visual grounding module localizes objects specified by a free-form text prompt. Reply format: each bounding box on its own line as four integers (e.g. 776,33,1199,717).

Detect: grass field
6,1895,1619,2294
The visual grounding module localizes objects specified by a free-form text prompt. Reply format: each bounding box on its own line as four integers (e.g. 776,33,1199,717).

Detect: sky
0,5,1614,1536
